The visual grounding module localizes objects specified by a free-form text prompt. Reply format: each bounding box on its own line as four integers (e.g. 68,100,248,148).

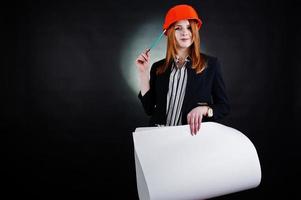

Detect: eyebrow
174,24,191,27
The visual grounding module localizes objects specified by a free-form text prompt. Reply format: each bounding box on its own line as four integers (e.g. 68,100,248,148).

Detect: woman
136,4,230,135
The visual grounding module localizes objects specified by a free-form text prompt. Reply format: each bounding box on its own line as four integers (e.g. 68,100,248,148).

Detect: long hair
156,20,206,75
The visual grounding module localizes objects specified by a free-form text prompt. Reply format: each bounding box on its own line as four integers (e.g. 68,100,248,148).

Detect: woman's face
174,20,193,50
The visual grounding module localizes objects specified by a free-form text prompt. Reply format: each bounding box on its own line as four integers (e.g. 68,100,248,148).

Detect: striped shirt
166,57,189,126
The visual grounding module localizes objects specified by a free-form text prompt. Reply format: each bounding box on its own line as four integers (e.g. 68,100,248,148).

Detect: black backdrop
3,0,300,199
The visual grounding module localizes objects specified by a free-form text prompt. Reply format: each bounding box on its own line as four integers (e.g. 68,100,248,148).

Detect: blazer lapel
162,66,171,96
158,65,172,119
182,62,196,114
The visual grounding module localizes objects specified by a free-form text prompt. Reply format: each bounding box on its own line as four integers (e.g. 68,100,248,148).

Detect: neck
176,48,190,60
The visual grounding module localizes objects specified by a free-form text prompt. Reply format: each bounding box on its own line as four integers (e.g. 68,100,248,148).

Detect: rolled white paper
133,122,261,200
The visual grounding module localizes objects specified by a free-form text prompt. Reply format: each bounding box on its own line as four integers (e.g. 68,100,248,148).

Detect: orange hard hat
163,4,202,31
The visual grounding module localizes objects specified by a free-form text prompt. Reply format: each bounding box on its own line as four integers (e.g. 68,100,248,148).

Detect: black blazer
138,53,230,126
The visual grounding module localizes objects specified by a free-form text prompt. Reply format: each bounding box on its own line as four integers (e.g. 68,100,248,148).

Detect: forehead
174,19,190,26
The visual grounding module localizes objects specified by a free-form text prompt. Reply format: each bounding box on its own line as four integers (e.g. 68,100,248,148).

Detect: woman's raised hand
136,49,150,75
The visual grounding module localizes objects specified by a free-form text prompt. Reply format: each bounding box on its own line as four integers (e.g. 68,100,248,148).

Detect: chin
178,41,193,49
179,44,192,49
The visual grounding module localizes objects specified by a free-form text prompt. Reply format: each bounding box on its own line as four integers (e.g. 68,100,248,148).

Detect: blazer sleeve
210,58,230,120
138,64,157,116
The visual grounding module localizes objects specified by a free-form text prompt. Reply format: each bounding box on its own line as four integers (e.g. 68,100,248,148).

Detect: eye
175,27,181,30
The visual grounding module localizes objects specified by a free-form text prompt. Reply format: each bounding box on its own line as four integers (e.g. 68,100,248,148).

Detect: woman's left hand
187,106,209,135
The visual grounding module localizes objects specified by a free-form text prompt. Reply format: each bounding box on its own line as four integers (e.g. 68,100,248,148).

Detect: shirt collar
174,55,191,63
172,55,191,70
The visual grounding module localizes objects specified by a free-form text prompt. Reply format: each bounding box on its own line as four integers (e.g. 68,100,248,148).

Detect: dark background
2,0,300,199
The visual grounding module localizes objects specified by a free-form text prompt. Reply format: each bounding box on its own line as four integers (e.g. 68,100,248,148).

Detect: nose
181,28,189,36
